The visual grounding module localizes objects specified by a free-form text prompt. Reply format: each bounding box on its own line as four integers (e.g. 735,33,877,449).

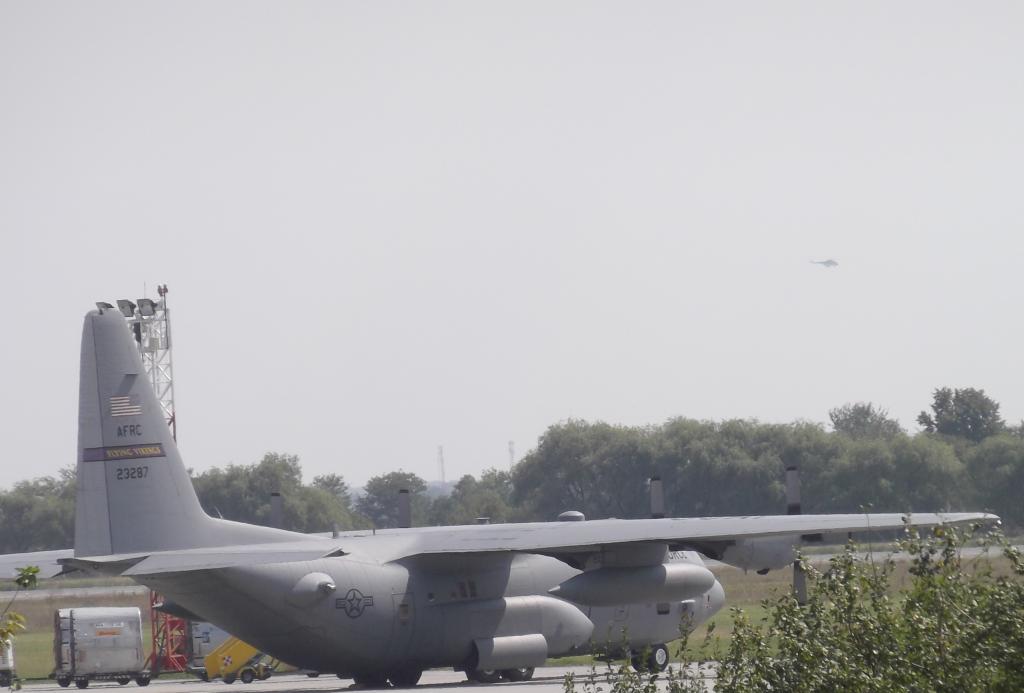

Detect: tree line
1,387,1021,553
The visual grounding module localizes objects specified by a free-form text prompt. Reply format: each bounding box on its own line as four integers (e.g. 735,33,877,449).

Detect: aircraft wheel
647,644,669,672
118,677,131,685
240,668,255,684
503,667,534,682
353,672,389,688
57,676,72,688
135,675,151,687
307,672,321,677
467,669,503,684
388,667,423,687
75,680,89,689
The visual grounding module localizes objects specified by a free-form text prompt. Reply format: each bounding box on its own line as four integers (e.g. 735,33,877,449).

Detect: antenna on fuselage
270,492,283,529
649,476,665,519
397,489,411,529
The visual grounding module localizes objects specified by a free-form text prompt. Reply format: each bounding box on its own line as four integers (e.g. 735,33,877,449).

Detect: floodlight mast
118,284,177,440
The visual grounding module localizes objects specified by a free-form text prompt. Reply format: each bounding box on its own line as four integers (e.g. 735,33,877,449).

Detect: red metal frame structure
145,591,189,674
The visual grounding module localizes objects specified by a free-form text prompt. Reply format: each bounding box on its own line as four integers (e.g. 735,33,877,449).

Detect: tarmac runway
18,665,717,692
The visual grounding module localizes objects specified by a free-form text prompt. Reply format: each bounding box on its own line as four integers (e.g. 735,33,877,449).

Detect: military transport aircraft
0,309,995,686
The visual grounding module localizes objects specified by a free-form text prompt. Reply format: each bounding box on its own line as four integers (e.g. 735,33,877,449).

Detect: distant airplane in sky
810,259,839,267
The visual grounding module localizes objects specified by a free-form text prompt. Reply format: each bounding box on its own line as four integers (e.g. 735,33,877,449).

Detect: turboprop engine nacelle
720,536,796,573
548,562,716,606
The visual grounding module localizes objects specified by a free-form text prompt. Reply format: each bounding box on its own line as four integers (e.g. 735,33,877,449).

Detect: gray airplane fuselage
143,550,723,675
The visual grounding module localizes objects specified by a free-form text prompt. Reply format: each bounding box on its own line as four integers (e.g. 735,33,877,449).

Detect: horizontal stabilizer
0,549,74,579
59,540,341,577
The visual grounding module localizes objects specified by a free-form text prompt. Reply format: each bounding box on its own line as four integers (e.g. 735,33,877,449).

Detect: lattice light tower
116,285,188,675
116,284,176,440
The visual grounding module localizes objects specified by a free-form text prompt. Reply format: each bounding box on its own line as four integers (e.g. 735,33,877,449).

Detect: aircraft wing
374,512,997,566
3,513,994,579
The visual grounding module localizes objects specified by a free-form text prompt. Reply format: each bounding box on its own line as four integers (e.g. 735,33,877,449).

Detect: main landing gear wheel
388,667,423,687
631,643,670,673
353,672,389,688
467,669,503,684
502,667,534,682
650,643,670,672
135,674,151,687
631,644,668,673
75,680,89,689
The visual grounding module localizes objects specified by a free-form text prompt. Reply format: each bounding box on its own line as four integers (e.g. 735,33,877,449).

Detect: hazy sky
2,2,1022,490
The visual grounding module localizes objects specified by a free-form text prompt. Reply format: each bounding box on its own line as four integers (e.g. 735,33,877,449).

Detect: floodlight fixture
116,300,137,318
95,302,114,313
137,298,157,317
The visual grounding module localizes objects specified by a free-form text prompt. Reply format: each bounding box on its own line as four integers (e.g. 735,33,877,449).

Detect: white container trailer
52,607,150,688
187,620,230,679
0,637,14,688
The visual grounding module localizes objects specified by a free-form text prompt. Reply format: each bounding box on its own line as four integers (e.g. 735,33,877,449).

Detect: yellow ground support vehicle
203,636,277,684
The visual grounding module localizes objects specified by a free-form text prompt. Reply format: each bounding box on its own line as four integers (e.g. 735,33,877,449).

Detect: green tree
512,420,656,521
429,469,514,525
356,471,429,528
653,419,838,517
312,473,352,509
819,436,965,513
918,387,1005,442
191,452,363,532
829,402,904,439
0,468,76,552
966,434,1024,528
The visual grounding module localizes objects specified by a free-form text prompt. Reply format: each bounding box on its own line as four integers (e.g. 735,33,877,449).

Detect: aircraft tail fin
75,308,296,557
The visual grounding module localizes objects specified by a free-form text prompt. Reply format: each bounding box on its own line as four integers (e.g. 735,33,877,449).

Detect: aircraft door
391,592,415,659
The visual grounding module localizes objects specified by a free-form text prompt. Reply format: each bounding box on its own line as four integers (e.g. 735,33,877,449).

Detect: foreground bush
567,524,1024,693
719,525,1023,692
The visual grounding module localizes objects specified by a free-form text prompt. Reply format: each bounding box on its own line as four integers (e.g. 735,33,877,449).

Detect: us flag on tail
109,395,142,417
